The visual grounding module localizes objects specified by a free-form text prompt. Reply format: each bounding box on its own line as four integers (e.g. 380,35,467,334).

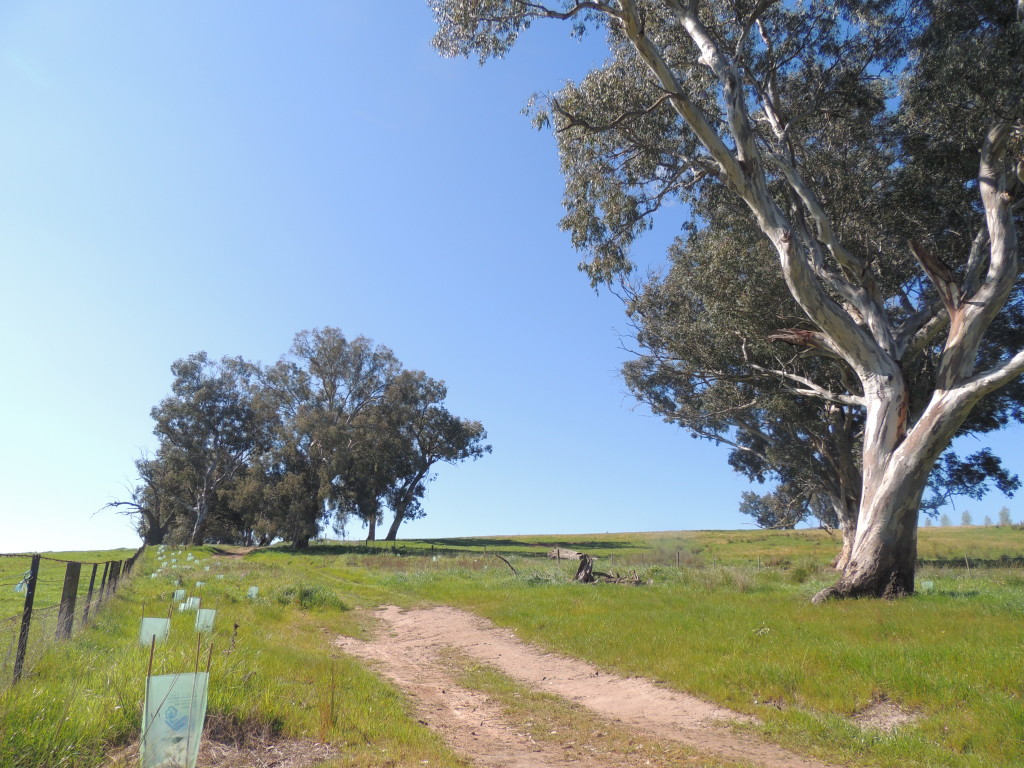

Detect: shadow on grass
421,537,636,552
263,537,636,558
420,538,543,549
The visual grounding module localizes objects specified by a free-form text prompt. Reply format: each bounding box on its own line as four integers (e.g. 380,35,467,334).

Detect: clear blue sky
1,3,1019,553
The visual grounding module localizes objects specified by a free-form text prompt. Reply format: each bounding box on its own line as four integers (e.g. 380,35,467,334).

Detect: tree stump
574,554,595,582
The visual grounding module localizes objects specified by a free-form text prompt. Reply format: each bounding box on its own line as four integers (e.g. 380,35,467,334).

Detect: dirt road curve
335,606,845,768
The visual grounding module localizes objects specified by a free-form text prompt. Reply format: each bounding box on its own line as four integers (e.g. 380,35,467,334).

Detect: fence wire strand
0,546,143,688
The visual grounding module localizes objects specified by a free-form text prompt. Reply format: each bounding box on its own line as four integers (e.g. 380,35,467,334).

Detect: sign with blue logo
141,671,209,768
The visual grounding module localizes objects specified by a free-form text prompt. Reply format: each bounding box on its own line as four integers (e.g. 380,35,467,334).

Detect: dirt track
336,605,846,768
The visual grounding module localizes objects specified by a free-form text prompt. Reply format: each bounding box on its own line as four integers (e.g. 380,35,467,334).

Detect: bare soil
852,697,918,733
336,605,848,768
104,736,335,768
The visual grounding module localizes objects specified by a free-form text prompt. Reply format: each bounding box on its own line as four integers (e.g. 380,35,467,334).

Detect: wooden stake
13,554,41,684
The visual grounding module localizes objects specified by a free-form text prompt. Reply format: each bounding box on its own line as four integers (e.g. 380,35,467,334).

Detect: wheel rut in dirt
335,605,845,768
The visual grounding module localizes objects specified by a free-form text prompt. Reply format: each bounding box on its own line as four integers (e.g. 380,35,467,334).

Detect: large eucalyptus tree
265,328,404,546
623,185,1022,570
150,352,270,545
432,0,1024,598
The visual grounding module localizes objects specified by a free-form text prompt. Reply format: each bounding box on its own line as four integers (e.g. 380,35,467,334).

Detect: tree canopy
109,328,489,546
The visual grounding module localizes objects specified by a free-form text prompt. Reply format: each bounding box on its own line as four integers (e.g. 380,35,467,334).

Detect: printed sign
141,672,209,768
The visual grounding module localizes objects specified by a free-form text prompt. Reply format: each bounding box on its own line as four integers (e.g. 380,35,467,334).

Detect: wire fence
0,547,144,688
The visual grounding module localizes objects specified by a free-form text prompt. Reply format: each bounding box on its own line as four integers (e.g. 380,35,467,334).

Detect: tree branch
936,120,1021,388
746,363,865,406
552,92,674,134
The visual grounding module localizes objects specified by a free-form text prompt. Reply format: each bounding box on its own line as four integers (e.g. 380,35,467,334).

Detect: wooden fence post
55,561,82,640
108,560,122,594
13,554,41,684
98,561,110,603
82,563,99,624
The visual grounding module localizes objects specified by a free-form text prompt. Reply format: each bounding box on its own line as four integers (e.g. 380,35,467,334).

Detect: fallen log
575,554,641,585
548,548,582,561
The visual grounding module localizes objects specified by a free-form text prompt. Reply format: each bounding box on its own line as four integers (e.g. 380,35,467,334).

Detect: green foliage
142,353,271,546
274,583,349,611
739,490,808,529
110,327,490,548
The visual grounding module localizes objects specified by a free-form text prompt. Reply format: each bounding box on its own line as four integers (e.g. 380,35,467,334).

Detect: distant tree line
107,328,490,547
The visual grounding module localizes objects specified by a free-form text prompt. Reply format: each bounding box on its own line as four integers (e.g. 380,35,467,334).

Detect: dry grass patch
851,697,919,734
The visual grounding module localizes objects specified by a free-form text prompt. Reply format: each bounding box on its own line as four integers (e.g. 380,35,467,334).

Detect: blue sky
1,3,1020,553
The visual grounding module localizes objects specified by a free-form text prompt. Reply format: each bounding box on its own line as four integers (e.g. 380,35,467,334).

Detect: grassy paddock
0,549,138,619
257,527,1024,768
0,546,462,768
3,529,1023,768
1,549,138,689
312,525,1024,568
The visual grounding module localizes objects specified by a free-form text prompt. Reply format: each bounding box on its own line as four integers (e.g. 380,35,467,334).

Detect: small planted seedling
178,597,201,612
139,617,171,646
195,608,216,633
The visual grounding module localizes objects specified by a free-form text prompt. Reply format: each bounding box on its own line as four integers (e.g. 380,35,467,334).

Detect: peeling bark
815,499,919,601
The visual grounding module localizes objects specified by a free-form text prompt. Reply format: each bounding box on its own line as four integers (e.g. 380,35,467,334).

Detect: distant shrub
790,564,812,584
1000,571,1024,588
729,567,756,593
276,583,349,611
645,565,675,581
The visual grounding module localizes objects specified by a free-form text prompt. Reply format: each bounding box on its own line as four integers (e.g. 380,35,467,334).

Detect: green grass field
0,549,138,619
2,528,1023,767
